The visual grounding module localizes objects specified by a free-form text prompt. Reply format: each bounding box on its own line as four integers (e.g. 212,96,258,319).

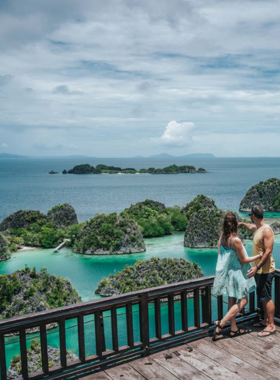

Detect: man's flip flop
253,322,267,328
258,329,276,337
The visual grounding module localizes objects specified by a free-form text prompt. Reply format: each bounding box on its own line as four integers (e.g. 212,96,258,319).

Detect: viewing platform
82,322,280,379
0,270,279,380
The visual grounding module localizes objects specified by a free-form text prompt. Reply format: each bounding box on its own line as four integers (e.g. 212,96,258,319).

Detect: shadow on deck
82,322,280,380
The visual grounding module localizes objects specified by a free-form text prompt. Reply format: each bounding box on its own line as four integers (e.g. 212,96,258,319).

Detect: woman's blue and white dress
212,238,256,299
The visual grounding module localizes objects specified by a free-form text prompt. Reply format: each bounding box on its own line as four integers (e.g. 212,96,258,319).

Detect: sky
0,0,280,157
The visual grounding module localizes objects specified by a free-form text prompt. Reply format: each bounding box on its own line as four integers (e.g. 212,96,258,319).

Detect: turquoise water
0,233,218,301
1,156,280,372
1,233,280,369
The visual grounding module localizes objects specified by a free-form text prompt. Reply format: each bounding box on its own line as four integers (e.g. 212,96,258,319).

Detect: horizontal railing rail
0,269,279,380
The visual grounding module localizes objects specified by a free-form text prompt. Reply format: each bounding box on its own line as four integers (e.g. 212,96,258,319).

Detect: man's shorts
255,271,275,302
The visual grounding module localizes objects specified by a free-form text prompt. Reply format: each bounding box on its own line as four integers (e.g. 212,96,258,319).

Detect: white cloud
1,143,8,148
158,121,195,147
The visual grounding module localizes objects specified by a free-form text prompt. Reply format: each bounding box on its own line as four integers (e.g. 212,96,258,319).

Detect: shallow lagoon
1,232,280,368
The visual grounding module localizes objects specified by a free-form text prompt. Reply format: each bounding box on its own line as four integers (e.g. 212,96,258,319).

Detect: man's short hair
251,206,264,220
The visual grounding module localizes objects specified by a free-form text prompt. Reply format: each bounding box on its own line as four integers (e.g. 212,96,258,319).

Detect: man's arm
247,227,274,278
238,222,257,232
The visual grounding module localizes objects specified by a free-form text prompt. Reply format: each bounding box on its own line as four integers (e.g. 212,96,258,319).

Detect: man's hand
238,222,244,228
247,266,258,278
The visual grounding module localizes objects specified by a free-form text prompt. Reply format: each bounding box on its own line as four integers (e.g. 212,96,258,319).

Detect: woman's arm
234,238,262,264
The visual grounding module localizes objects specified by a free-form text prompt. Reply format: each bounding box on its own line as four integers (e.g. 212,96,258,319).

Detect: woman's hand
259,252,264,258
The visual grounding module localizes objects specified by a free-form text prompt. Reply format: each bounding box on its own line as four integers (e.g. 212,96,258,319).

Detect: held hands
247,266,258,278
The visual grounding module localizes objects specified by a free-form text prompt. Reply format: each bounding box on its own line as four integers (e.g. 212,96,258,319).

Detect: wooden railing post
275,275,280,318
201,285,212,324
95,311,106,356
140,293,150,357
0,333,7,380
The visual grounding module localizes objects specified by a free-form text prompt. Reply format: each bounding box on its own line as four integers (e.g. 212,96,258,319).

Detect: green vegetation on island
95,257,203,296
66,163,206,175
139,164,197,174
239,178,280,212
0,205,82,256
0,267,81,320
120,199,188,237
73,213,146,255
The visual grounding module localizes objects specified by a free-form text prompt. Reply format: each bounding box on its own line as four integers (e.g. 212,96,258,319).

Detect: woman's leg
215,297,248,333
228,297,238,331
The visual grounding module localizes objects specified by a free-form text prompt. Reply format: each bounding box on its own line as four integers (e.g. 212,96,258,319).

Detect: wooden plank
95,311,104,357
236,333,280,362
111,306,119,352
140,293,150,356
126,303,134,347
193,289,200,328
190,337,273,380
217,296,223,320
154,298,161,339
201,285,211,324
176,344,242,380
244,324,280,348
275,276,280,317
152,349,209,380
106,363,146,380
0,333,7,380
81,372,113,380
168,295,175,336
78,315,86,362
59,318,67,367
180,291,188,332
130,357,179,380
20,328,28,380
40,324,49,374
211,336,280,377
249,291,255,313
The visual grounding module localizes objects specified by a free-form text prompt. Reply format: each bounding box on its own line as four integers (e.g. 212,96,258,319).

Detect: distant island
147,153,216,159
0,153,29,159
65,163,207,175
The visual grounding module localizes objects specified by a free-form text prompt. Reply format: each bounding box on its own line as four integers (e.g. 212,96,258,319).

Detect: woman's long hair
222,212,238,243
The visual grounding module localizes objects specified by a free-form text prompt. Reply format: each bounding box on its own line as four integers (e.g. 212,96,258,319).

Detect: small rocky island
47,203,78,228
239,178,280,212
65,163,207,175
7,339,78,380
0,204,80,260
96,257,203,296
184,195,223,248
73,213,146,255
121,199,188,237
0,234,10,262
0,267,81,321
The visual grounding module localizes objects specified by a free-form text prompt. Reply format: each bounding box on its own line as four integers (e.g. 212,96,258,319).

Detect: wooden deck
81,322,280,380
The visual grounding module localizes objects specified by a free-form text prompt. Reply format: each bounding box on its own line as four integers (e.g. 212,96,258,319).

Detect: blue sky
0,0,280,157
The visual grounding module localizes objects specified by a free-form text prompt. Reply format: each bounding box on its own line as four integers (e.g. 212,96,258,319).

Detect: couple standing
212,205,276,340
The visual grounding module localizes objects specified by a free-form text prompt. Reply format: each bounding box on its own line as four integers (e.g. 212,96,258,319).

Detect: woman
212,212,261,341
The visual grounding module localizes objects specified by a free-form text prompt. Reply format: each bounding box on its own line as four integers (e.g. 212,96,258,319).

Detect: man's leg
258,300,275,335
258,272,275,337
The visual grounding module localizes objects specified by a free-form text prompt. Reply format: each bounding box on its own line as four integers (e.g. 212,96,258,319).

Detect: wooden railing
0,270,279,380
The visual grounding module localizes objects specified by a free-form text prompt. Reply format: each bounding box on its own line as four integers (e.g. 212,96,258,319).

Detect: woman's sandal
230,328,250,338
212,320,223,341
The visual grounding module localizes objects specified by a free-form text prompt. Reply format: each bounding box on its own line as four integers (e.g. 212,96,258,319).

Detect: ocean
1,156,280,366
1,157,280,222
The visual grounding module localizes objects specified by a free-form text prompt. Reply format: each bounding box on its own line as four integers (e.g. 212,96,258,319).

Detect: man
238,205,276,337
